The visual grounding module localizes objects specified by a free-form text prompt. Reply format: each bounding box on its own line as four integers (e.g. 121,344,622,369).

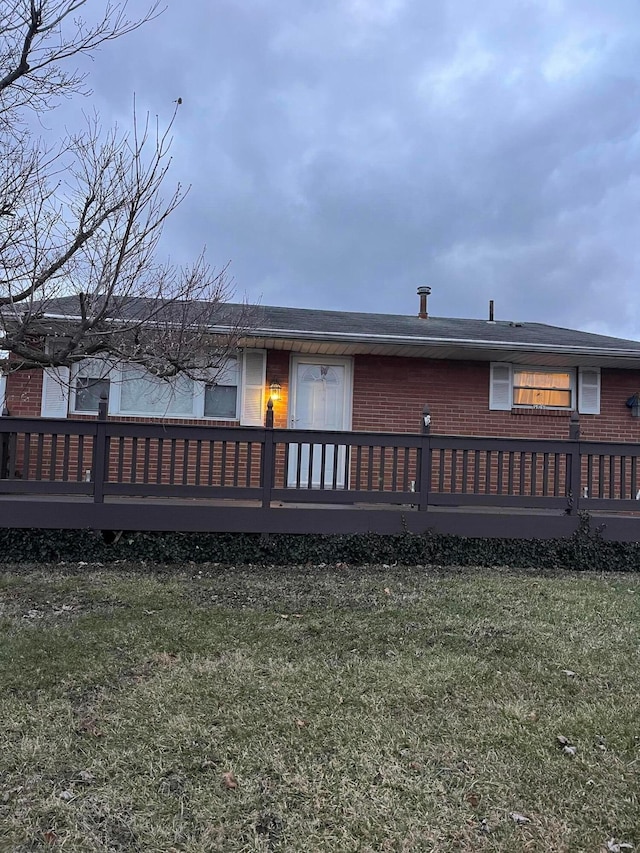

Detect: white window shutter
489,363,512,410
41,367,70,418
0,374,5,414
578,367,600,414
240,350,266,426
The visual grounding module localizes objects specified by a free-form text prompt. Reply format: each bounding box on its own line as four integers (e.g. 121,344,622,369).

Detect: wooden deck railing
2,402,640,536
0,404,638,512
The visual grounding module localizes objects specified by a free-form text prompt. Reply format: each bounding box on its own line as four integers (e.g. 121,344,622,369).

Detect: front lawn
0,564,638,852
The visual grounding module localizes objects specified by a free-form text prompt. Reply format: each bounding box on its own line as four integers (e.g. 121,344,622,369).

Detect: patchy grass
0,564,639,852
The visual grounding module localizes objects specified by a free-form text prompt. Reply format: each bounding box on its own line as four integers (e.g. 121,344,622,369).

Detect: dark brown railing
2,402,640,537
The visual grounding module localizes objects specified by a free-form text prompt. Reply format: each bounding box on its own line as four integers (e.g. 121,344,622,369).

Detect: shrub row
0,514,638,571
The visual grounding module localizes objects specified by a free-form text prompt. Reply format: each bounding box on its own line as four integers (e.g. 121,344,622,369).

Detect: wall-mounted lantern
269,380,282,402
422,403,431,434
626,394,640,418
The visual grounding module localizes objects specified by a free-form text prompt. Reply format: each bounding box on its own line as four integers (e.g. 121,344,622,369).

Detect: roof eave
237,327,640,361
9,312,640,364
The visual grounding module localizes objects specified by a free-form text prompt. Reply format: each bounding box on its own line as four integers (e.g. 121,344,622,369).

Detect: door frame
287,354,354,431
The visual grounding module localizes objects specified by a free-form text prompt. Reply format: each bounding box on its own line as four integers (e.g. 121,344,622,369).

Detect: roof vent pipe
417,286,431,319
489,299,494,322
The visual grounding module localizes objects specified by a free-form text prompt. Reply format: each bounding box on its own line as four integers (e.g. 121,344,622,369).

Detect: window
512,369,573,409
74,376,110,412
204,384,238,418
203,358,239,419
490,364,600,414
61,350,267,422
71,359,113,414
118,366,195,417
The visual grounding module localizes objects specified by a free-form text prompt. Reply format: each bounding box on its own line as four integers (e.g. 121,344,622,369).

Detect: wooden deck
2,410,640,540
1,492,638,541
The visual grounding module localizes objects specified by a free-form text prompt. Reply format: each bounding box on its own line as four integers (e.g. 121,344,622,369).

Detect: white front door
288,357,352,488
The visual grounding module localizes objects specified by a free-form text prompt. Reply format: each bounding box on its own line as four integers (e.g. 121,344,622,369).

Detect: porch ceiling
241,334,640,369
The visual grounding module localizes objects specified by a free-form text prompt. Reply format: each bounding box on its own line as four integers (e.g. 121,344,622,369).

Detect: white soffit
241,335,640,368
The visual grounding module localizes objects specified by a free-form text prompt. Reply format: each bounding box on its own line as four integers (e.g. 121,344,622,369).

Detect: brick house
3,288,640,446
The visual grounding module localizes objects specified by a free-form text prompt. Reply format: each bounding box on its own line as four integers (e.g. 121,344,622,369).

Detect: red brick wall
6,353,640,443
265,350,290,429
351,356,640,442
4,369,43,417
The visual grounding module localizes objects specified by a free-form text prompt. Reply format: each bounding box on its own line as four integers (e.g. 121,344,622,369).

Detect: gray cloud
51,0,640,338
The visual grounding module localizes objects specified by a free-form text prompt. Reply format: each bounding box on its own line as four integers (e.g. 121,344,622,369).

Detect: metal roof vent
417,286,431,319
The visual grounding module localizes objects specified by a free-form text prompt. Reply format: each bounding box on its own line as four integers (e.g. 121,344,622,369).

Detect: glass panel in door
288,363,348,488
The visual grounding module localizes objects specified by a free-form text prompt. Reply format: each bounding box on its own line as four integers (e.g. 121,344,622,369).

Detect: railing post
0,405,12,479
7,431,17,480
567,411,581,514
92,392,108,504
569,411,580,441
418,404,432,511
262,399,275,508
0,430,8,480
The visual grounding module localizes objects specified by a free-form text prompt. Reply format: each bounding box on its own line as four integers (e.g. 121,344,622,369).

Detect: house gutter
238,326,640,360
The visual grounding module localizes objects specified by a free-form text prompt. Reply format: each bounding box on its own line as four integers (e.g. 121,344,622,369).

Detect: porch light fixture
422,403,431,434
269,380,282,402
626,394,640,418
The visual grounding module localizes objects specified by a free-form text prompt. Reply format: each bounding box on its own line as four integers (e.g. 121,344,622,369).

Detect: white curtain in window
514,371,571,389
119,367,194,416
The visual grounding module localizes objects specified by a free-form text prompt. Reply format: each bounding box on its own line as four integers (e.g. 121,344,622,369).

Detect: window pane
120,368,194,416
76,357,113,379
513,388,572,407
74,377,110,412
513,370,572,389
513,370,573,408
213,358,239,386
204,384,238,419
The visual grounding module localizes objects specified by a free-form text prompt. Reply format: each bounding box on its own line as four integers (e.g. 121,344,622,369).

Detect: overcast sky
55,0,640,339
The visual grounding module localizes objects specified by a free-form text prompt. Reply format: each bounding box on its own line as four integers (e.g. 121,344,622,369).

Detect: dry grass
0,564,639,851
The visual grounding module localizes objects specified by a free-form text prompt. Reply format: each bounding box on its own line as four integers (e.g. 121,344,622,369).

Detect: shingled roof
246,303,638,348
25,295,640,367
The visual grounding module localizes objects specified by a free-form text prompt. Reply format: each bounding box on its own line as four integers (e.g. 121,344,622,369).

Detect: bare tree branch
0,1,254,382
0,2,163,126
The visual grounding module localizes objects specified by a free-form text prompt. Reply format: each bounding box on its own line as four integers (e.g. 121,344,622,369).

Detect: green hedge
0,514,638,571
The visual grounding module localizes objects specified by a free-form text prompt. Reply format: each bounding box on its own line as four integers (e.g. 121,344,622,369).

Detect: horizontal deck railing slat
0,480,94,495
427,493,569,509
270,488,416,505
105,483,262,500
